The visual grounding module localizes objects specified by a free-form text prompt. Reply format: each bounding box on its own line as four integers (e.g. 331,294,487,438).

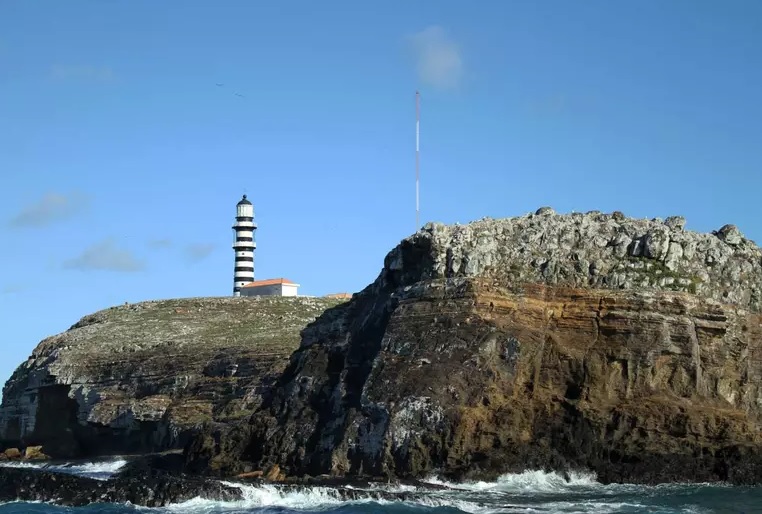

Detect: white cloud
184,243,215,263
407,26,463,89
9,192,89,228
147,238,173,250
1,284,24,295
63,239,145,272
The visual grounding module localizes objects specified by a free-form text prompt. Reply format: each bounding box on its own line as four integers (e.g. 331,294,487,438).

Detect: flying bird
214,82,244,97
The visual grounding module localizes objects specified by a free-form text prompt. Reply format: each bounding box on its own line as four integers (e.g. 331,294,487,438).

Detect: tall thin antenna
416,90,420,230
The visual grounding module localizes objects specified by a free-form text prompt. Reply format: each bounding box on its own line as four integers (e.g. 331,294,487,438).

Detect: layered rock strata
0,296,345,458
187,210,762,484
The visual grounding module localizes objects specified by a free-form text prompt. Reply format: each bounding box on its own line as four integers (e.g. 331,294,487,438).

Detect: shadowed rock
0,296,347,459
0,466,242,507
716,224,744,246
184,210,762,485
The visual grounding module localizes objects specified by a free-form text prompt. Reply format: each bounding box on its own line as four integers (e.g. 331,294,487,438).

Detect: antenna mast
416,90,420,230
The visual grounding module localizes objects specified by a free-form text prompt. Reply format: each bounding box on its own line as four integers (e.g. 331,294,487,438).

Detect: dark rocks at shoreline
0,466,242,507
115,450,187,479
0,465,508,508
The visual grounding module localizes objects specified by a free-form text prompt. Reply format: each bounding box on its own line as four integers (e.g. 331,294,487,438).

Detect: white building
230,195,302,297
240,278,300,297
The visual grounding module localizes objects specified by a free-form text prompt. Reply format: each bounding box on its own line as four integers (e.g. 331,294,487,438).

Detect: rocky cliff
0,296,345,458
186,209,762,484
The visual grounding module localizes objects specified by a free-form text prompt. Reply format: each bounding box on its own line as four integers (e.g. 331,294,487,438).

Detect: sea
1,460,760,514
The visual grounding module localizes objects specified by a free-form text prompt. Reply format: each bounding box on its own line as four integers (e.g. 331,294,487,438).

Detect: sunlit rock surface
186,210,762,485
0,296,345,458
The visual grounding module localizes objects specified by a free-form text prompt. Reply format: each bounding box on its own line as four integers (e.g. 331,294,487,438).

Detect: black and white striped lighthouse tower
232,194,257,296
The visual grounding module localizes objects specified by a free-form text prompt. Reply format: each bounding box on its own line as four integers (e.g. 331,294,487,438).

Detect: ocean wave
157,471,620,513
0,458,127,480
422,469,600,493
159,481,485,514
0,466,757,513
158,471,746,513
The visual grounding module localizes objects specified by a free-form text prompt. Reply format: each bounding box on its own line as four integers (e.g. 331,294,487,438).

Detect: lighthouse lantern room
232,194,257,296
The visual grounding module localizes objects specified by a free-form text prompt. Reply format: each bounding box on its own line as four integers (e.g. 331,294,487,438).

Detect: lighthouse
232,194,257,296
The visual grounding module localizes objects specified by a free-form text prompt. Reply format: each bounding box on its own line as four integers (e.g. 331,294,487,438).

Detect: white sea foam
166,483,345,512
160,481,486,513
354,482,420,493
423,469,600,493
142,472,609,513
0,458,127,480
161,471,633,514
0,466,750,513
56,459,128,479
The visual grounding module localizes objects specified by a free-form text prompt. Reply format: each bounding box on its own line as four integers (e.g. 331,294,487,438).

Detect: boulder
716,224,744,245
664,215,686,231
22,445,48,461
3,448,21,460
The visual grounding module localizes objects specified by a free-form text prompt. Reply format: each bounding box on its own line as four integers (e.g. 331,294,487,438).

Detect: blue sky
1,1,761,389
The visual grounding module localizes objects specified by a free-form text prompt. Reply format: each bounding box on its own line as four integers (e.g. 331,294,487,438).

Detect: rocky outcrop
0,466,242,507
186,210,762,485
415,209,761,310
0,465,490,508
0,296,345,459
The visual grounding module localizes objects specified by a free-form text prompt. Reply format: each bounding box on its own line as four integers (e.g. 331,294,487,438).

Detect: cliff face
188,210,762,484
0,296,344,458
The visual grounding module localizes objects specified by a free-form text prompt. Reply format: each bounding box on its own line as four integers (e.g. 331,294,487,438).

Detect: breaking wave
0,458,127,480
0,466,759,513
422,469,600,492
157,470,758,514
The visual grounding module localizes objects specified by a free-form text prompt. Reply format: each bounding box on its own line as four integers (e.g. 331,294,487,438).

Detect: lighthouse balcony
232,221,257,229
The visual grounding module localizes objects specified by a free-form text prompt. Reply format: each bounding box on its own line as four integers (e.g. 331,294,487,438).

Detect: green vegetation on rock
0,296,346,458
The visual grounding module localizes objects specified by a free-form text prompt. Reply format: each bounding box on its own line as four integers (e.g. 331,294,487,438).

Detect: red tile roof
241,278,297,288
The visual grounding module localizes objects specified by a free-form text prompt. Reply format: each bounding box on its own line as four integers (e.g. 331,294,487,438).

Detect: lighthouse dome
237,194,252,206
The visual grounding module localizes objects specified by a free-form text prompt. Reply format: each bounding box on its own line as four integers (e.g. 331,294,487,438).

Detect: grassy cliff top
0,296,350,449
6,295,348,404
33,296,346,363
